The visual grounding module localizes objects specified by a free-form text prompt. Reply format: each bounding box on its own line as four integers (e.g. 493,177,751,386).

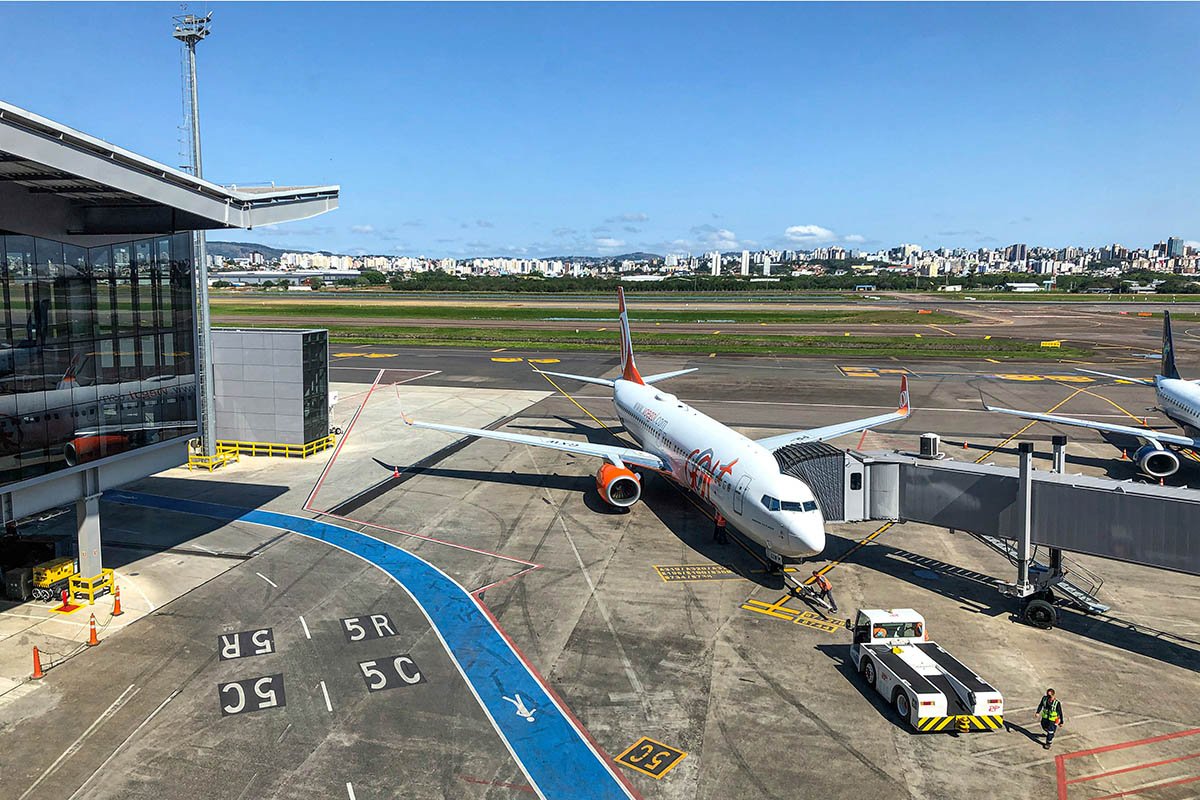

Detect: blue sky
3,2,1198,257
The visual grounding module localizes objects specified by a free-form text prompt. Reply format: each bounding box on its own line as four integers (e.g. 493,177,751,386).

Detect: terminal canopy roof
0,100,338,244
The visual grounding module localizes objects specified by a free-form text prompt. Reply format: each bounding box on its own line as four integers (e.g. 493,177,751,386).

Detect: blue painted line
106,490,637,800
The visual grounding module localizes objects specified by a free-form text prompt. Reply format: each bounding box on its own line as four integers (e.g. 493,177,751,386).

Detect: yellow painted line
914,333,922,338
974,385,1091,463
740,602,798,621
985,358,1000,364
810,521,895,581
709,352,716,358
712,330,721,335
597,327,607,331
491,348,507,352
984,335,992,340
533,368,619,435
528,358,561,364
928,325,957,336
491,357,524,363
1075,385,1154,426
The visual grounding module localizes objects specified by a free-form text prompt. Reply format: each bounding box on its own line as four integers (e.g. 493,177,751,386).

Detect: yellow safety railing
69,568,115,605
216,435,336,459
186,435,334,469
187,441,241,472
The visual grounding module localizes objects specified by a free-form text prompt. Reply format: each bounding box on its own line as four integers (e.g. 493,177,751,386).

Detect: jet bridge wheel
1023,598,1058,630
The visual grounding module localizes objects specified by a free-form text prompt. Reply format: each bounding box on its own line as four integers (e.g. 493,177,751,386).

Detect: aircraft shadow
823,528,1200,673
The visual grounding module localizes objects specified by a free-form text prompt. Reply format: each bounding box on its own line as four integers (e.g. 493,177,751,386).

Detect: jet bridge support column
1015,442,1034,595
1049,435,1067,580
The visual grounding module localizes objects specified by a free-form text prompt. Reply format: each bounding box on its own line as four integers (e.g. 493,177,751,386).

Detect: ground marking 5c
615,736,687,779
218,674,286,716
358,654,426,692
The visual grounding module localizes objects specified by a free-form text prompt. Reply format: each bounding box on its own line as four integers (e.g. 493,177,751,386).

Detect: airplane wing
981,403,1197,448
406,419,669,471
754,376,911,451
1075,368,1155,386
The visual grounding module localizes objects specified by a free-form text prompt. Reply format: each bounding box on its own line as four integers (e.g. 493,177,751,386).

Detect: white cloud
784,224,836,243
594,237,626,249
351,224,376,235
843,234,866,244
691,224,740,249
606,212,649,223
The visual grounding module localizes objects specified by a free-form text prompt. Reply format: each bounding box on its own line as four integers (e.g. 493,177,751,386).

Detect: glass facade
1,233,197,487
301,330,329,444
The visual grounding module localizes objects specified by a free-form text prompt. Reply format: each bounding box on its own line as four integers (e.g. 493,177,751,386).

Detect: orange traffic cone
31,646,44,680
392,465,400,478
963,441,969,449
86,613,99,647
112,584,123,617
1122,450,1129,460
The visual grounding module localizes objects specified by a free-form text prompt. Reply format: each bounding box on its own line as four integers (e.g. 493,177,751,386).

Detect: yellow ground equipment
70,569,115,604
31,557,79,602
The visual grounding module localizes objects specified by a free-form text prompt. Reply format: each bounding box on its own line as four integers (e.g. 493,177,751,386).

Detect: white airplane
984,310,1200,479
403,288,911,564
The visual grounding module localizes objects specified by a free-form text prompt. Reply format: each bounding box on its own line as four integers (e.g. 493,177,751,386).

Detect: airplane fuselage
611,379,825,558
1155,377,1200,437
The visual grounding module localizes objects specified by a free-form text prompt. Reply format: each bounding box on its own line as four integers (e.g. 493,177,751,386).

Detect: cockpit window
762,496,819,513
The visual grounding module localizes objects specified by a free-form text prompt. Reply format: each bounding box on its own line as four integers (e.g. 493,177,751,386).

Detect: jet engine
65,435,129,467
595,463,642,508
1134,443,1180,479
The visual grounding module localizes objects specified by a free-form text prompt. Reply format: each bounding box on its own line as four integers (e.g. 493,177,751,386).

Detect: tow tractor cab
849,609,1004,733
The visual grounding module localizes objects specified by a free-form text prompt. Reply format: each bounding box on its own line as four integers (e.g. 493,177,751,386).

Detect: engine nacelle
65,435,130,467
1134,444,1180,479
595,463,642,508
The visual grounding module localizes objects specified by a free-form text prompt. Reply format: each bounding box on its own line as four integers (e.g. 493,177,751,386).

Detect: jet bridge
804,436,1200,629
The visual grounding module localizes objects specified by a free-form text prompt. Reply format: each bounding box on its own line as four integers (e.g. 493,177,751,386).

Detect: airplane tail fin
1163,310,1181,380
617,287,644,384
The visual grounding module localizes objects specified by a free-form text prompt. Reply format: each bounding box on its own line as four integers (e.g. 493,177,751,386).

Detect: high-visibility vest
1040,698,1061,723
815,575,832,592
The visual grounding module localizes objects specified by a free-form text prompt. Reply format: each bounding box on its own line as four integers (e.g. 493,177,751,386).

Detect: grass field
299,323,1089,359
209,300,963,326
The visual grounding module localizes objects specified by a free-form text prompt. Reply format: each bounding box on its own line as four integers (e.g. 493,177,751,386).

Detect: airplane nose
789,519,826,557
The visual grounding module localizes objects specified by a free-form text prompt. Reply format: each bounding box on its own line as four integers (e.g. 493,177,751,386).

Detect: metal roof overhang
0,100,338,240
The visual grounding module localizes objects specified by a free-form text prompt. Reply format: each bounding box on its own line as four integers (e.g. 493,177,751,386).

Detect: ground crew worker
713,513,728,544
1036,688,1066,749
811,570,838,612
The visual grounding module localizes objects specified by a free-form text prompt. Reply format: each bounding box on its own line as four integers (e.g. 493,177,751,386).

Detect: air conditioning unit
919,432,941,459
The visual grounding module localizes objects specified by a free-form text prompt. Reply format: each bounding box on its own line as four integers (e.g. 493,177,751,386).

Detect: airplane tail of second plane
1163,310,1181,380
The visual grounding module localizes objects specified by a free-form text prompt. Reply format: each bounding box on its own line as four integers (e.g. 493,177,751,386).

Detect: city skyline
3,2,1199,257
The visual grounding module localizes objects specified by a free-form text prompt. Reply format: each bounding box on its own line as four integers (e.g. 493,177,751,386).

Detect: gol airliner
404,288,910,564
986,310,1200,479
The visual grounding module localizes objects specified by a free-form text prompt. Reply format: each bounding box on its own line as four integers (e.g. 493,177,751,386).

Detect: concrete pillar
76,468,102,578
1017,441,1034,592
1052,434,1067,473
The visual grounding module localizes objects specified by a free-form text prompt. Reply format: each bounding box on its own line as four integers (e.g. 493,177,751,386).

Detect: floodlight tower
173,12,218,459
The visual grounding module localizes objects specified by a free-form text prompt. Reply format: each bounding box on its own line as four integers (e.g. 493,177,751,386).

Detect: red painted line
1069,751,1200,785
331,510,541,569
856,429,868,450
1060,728,1200,761
460,775,536,793
473,597,645,800
304,368,385,510
1056,754,1068,800
471,565,541,595
1089,773,1200,800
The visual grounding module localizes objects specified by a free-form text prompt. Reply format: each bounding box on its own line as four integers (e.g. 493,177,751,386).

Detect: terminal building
0,100,337,585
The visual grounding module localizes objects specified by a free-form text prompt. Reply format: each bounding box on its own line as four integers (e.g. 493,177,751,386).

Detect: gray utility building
212,328,329,448
0,100,337,583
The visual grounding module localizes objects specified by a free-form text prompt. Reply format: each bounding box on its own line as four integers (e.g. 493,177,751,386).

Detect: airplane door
733,476,751,515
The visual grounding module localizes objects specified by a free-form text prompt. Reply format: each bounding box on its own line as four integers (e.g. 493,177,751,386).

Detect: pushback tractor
849,609,1004,733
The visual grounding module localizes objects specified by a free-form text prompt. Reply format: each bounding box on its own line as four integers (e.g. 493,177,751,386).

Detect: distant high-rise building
763,254,772,276
1167,237,1184,258
1005,243,1028,263
710,251,721,276
740,250,750,276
